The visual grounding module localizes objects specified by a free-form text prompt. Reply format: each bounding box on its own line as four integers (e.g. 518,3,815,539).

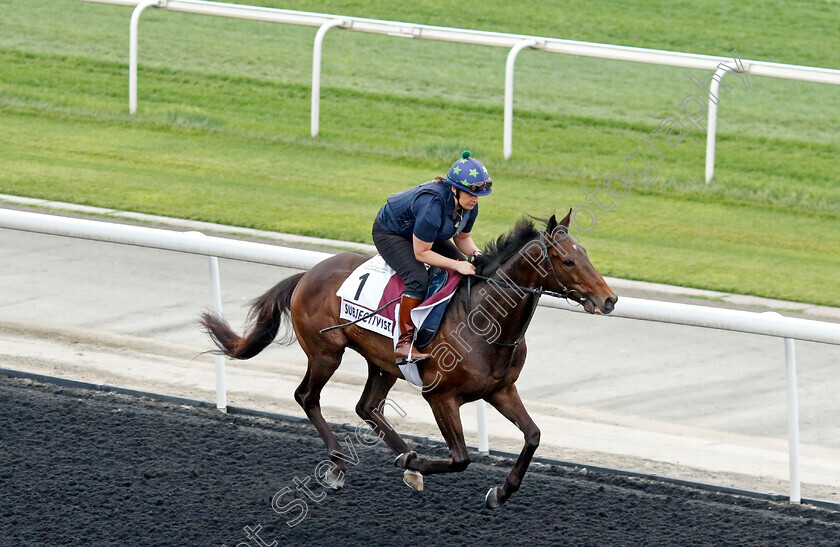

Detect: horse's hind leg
356,360,433,491
395,395,471,477
355,360,411,455
294,348,348,489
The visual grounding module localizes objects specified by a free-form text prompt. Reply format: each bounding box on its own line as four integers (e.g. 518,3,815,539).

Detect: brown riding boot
394,295,430,363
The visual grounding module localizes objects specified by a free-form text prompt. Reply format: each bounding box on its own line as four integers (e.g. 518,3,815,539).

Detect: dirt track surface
1,377,839,546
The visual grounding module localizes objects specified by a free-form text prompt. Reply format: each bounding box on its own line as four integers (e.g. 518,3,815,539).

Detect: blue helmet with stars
445,150,492,196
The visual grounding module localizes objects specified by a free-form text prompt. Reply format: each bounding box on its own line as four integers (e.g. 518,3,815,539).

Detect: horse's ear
546,213,558,232
559,208,572,228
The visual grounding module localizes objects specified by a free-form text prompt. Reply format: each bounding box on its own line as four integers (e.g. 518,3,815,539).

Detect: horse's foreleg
355,361,411,455
484,385,540,508
396,395,470,476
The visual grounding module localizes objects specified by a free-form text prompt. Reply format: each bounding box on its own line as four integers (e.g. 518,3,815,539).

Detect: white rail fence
3,208,840,503
86,0,840,181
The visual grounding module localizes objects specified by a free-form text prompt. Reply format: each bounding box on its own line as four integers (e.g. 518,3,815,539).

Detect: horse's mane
476,218,541,277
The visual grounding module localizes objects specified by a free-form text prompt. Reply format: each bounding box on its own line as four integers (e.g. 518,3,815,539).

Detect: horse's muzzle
584,295,617,314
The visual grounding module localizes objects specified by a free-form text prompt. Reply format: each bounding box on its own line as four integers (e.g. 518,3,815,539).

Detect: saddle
335,256,461,347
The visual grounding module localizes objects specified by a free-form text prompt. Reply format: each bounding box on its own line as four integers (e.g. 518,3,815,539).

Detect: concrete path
1,198,839,503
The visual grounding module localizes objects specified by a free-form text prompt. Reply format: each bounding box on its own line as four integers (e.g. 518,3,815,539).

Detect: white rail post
503,40,539,160
784,337,801,503
476,400,489,454
763,311,801,503
208,255,228,412
129,0,163,115
187,231,227,412
311,19,345,137
704,67,727,183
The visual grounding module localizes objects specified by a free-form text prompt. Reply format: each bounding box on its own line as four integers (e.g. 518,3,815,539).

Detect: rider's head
445,150,492,197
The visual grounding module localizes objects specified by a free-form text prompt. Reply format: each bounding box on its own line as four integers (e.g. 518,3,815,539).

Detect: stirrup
395,334,430,365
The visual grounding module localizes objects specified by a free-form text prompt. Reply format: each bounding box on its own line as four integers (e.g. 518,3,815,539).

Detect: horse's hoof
394,451,417,469
403,470,424,491
324,467,345,490
484,486,504,509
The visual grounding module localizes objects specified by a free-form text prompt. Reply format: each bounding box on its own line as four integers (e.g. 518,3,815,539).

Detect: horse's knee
295,388,319,412
525,425,540,451
451,455,471,472
355,401,373,422
294,387,306,408
355,402,366,421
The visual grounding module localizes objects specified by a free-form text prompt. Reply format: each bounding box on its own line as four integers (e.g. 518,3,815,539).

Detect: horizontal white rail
0,207,330,270
86,0,840,174
3,207,839,345
542,295,840,347
87,0,840,83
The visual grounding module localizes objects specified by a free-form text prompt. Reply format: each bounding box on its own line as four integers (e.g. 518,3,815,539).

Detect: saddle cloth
336,255,461,346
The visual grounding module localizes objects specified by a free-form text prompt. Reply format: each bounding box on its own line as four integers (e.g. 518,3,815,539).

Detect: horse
200,211,617,508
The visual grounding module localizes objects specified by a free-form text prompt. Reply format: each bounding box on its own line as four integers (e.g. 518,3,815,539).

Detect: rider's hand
455,260,476,276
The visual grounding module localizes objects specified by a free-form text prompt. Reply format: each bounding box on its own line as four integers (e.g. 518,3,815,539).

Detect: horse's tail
200,272,306,359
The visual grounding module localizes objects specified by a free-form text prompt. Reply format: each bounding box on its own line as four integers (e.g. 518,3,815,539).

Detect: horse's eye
562,260,575,267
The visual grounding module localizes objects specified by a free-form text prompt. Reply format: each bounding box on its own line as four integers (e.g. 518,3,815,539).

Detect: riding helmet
445,150,492,196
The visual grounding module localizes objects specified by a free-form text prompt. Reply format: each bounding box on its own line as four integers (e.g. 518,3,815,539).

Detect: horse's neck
492,253,545,333
456,249,545,347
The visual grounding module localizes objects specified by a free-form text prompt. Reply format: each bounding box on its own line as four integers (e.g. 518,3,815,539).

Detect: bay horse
200,211,617,508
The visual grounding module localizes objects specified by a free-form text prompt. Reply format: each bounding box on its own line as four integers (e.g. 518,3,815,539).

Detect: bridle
467,229,588,347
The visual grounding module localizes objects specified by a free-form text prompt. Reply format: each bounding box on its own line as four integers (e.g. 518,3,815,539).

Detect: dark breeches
372,224,462,299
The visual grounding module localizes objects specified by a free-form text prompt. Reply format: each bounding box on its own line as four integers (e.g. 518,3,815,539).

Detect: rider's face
452,187,479,210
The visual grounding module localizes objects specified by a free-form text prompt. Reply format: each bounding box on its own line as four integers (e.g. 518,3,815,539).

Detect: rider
372,150,492,384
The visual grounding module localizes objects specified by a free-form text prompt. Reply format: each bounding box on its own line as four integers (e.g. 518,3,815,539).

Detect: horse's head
536,210,617,314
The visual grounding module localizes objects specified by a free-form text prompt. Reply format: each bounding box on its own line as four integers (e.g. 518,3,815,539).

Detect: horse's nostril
603,296,617,313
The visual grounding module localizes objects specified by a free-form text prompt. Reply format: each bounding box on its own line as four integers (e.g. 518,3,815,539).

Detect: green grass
1,0,839,305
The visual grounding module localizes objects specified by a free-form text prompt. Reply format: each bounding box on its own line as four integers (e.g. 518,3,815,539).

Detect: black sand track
1,376,839,546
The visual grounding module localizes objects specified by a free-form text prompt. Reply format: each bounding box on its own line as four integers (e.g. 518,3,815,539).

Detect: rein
319,296,401,334
469,274,564,299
